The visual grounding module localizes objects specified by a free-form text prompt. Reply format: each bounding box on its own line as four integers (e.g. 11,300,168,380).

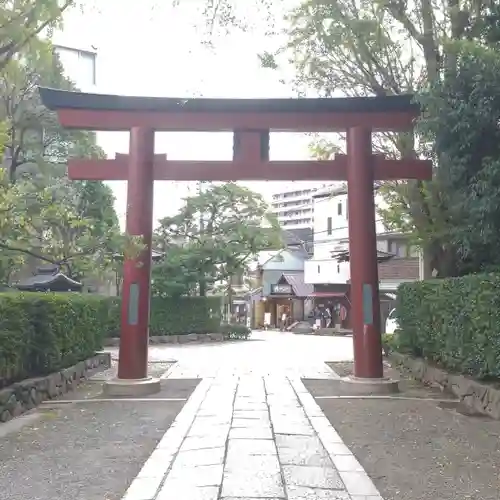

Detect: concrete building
270,186,321,230
53,43,97,92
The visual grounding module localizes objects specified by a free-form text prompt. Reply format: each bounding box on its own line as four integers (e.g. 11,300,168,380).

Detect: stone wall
0,353,111,423
103,333,227,347
390,352,500,420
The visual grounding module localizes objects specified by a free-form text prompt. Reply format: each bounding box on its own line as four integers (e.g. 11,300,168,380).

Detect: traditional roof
332,249,394,263
281,273,313,298
16,265,82,292
39,88,417,115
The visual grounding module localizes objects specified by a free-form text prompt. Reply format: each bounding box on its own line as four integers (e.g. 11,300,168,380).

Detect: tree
417,44,500,276
259,0,500,277
1,42,103,182
0,0,73,71
154,182,281,297
0,41,122,281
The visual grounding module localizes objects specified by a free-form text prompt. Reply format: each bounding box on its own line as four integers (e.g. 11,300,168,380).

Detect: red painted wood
67,157,431,182
117,127,155,380
56,108,417,132
346,127,384,379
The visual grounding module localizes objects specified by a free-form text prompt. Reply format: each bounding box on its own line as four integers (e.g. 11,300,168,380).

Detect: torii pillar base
340,376,399,395
103,377,161,397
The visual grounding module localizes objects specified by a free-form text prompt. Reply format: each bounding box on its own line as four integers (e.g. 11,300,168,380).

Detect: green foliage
0,0,73,71
220,323,251,340
154,182,281,297
417,44,500,276
105,296,222,337
396,275,500,379
0,41,121,280
0,292,223,387
262,0,500,277
381,332,398,356
0,292,109,387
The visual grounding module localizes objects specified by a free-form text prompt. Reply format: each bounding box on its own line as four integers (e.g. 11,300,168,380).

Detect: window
337,202,342,216
327,217,332,235
317,265,321,273
337,264,340,273
388,240,408,257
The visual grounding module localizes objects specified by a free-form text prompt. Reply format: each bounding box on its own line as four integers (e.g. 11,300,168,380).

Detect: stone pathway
122,373,382,500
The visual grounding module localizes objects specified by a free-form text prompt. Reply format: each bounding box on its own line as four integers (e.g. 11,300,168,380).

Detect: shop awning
308,292,346,298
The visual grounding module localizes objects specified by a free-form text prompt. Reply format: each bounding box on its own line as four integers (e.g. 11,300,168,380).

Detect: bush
0,293,110,388
150,296,221,335
104,296,222,337
0,293,223,387
219,323,251,340
396,274,500,379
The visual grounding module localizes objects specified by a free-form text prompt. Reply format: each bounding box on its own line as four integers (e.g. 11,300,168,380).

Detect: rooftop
40,88,417,115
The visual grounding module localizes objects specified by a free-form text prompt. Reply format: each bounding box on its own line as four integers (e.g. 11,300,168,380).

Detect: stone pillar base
340,376,399,395
103,377,161,397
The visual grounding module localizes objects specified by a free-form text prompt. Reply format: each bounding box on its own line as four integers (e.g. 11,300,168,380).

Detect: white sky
54,0,328,226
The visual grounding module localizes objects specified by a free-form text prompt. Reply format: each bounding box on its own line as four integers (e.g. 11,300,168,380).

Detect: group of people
309,304,335,329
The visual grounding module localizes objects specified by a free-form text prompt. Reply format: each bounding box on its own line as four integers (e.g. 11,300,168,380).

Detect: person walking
280,308,288,331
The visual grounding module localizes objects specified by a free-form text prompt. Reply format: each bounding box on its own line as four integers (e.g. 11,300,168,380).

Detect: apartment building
270,184,334,230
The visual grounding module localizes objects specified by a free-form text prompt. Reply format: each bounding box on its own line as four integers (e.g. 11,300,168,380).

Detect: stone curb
389,352,500,420
0,352,111,424
121,378,213,500
104,333,231,347
290,376,384,499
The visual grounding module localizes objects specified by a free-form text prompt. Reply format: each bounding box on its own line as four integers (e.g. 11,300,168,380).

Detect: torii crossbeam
40,87,432,395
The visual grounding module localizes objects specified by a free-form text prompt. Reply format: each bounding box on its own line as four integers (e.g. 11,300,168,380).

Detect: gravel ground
0,379,199,500
304,363,500,500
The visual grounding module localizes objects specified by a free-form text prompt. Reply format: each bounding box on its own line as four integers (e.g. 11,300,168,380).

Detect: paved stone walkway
122,367,382,499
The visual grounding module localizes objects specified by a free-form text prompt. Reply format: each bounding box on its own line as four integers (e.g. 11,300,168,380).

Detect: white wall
54,45,97,92
304,258,350,285
305,188,387,285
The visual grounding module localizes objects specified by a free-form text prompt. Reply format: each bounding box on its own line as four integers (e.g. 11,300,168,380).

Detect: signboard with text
271,284,293,295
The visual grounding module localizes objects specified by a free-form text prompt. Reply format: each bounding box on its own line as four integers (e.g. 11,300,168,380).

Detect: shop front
259,274,313,329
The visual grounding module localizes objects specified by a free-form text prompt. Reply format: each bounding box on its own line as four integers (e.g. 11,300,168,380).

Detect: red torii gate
40,88,432,395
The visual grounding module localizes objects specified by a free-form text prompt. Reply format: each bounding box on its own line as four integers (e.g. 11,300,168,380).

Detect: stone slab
103,377,161,397
340,376,399,395
282,465,344,489
156,483,219,500
287,486,351,499
226,438,277,457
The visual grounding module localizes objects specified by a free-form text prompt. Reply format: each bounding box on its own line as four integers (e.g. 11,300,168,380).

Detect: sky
53,0,329,227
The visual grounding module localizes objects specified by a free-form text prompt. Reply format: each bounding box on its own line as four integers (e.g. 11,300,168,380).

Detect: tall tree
259,0,500,277
418,43,500,276
154,182,281,297
0,41,121,280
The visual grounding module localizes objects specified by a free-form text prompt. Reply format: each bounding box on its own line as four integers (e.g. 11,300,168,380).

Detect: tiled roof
378,257,419,280
282,273,314,298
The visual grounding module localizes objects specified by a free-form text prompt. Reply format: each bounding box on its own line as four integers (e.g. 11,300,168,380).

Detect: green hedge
396,274,500,379
0,293,222,387
0,293,110,387
105,296,222,337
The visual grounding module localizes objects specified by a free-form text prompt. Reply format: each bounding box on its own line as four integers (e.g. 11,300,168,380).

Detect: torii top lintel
39,87,419,133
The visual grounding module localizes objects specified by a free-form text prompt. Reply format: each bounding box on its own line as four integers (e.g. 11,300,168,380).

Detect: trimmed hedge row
105,296,222,337
0,293,109,388
396,274,500,379
0,293,222,387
